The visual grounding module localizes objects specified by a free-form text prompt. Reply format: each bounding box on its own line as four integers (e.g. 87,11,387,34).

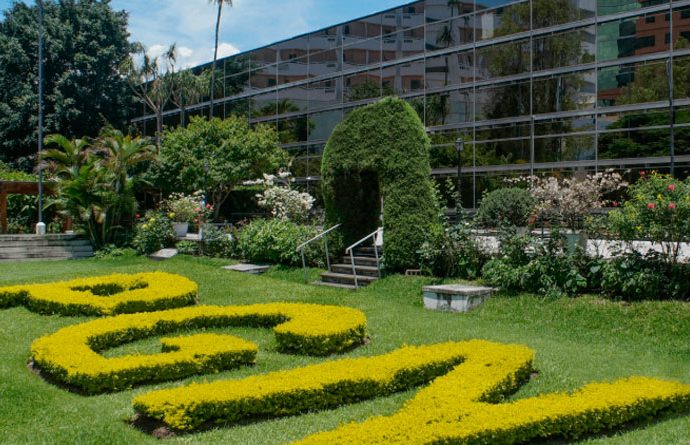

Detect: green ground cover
1,255,689,444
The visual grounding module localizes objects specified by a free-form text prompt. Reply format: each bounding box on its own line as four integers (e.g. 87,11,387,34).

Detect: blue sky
0,0,407,67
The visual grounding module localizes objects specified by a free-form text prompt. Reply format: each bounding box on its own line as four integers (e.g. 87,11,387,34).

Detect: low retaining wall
0,234,93,262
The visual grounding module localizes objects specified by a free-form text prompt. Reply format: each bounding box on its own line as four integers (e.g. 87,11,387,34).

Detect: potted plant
164,193,202,237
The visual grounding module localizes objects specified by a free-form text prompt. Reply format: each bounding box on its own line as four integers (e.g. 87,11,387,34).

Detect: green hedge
321,97,439,271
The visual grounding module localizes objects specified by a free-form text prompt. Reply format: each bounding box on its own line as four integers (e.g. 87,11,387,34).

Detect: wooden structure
0,181,56,233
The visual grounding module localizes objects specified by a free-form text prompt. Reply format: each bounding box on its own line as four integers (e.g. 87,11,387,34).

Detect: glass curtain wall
135,0,690,208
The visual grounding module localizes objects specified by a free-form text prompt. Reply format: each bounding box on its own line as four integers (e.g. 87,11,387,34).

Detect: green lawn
1,255,690,444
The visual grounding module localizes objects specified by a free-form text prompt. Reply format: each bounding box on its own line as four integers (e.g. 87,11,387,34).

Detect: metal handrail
296,224,341,283
345,227,383,289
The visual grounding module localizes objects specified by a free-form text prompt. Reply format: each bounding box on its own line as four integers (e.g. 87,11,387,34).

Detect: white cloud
217,42,240,58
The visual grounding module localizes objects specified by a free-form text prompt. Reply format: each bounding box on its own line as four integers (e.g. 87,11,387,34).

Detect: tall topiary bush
321,97,439,271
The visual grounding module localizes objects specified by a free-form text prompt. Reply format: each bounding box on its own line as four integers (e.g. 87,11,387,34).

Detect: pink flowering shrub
609,172,690,264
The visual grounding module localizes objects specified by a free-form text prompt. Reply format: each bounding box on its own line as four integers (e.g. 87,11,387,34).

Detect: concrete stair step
331,264,380,277
340,256,379,267
311,281,356,290
0,235,93,262
320,272,377,287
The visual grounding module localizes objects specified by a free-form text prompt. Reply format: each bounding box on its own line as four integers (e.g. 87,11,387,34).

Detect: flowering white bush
246,171,315,223
507,170,627,230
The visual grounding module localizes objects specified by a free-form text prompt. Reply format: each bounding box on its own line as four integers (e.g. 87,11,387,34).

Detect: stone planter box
423,284,494,313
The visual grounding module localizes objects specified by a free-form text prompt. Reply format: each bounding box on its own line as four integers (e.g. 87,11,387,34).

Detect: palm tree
121,43,177,151
171,69,211,127
209,0,233,119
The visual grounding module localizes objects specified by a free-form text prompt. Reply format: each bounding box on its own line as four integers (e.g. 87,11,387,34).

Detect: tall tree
209,0,233,119
0,0,132,164
156,116,287,220
121,43,176,151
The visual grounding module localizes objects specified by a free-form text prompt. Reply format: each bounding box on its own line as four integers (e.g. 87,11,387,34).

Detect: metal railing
296,224,341,283
345,227,383,289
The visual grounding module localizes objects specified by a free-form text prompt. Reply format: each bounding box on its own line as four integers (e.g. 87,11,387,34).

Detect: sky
0,0,407,67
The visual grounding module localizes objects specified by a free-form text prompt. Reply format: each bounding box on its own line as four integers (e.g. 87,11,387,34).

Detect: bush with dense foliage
239,218,325,267
418,222,489,279
482,228,587,297
155,116,287,220
321,97,440,271
247,171,315,223
132,211,176,255
608,172,690,264
475,187,536,228
32,302,367,393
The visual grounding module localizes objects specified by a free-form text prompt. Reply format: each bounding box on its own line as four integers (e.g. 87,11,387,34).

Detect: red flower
669,202,677,210
668,184,676,192
135,213,141,219
205,203,212,209
612,201,620,207
647,203,656,210
640,170,646,176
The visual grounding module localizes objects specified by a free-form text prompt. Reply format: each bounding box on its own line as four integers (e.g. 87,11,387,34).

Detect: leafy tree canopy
0,0,132,163
155,116,287,219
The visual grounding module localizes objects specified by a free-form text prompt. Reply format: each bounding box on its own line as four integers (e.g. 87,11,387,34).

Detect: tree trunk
155,110,163,153
210,2,223,119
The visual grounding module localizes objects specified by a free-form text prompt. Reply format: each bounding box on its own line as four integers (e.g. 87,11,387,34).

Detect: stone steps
317,246,382,289
0,234,93,262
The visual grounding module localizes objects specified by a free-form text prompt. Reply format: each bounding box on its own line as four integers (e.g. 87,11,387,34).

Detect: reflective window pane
599,127,670,159
532,0,595,28
426,50,475,90
532,70,596,114
534,134,595,163
597,11,669,63
476,38,530,80
476,80,530,120
345,69,382,103
425,17,474,52
598,59,669,107
532,26,595,71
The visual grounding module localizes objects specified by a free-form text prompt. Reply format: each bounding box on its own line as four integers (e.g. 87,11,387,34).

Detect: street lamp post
455,138,464,218
667,58,675,177
36,0,46,236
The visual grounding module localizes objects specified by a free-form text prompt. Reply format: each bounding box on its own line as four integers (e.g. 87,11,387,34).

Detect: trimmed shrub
321,97,440,271
0,272,198,316
239,218,325,267
32,303,368,393
475,187,536,228
133,340,533,432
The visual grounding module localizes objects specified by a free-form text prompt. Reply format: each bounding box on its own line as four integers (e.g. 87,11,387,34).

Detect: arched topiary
322,97,439,271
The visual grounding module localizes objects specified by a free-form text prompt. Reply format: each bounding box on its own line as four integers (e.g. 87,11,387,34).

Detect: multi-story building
134,0,690,208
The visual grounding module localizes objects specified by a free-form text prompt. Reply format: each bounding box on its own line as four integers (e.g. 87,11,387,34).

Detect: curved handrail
297,224,341,283
296,224,341,252
346,227,383,289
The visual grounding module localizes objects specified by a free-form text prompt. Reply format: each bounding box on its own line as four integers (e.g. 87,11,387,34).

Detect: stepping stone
222,263,271,275
149,249,178,261
422,284,494,313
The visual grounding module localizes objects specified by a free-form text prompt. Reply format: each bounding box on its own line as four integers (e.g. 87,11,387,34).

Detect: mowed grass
1,255,690,445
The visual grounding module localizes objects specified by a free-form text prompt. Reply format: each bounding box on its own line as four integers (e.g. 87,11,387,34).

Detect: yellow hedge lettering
0,272,198,316
31,303,367,394
132,340,690,442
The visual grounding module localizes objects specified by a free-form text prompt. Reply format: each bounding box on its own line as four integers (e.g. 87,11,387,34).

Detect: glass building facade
134,0,690,208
